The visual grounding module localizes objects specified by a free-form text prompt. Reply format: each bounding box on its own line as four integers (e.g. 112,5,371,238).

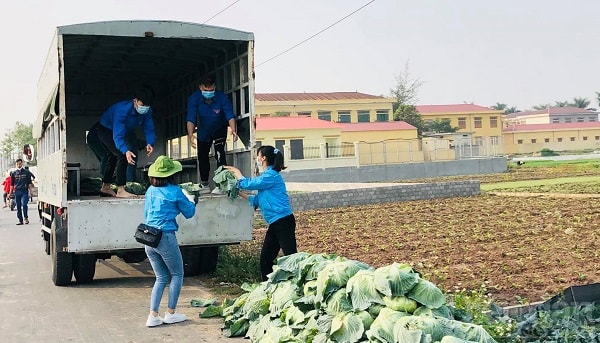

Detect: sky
1,0,600,136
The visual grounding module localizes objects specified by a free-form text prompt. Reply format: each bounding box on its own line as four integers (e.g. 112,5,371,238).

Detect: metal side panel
66,196,254,252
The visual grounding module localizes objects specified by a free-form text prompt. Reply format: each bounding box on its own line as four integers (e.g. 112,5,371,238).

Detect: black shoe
16,222,23,225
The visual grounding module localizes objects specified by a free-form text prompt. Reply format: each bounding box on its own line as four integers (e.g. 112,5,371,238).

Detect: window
474,117,482,128
289,139,304,160
517,139,523,144
274,111,290,117
596,136,600,140
570,137,576,141
552,118,560,123
531,139,537,143
577,117,584,122
357,110,370,122
376,110,389,122
490,116,498,128
565,118,572,123
544,138,550,143
558,138,563,142
317,111,331,121
337,111,351,123
297,111,312,117
583,136,588,141
458,117,467,129
590,117,597,122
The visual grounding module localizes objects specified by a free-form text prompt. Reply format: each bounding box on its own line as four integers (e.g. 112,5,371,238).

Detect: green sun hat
148,155,182,178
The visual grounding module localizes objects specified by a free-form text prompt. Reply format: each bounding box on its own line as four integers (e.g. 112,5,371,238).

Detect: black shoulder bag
134,223,163,248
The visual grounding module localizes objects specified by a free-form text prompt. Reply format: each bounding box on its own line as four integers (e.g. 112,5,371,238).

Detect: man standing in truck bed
186,74,237,193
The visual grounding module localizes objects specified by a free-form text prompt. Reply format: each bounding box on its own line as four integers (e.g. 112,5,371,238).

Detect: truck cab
34,20,256,286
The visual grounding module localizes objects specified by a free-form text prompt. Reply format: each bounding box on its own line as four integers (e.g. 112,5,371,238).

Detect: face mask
202,90,215,99
255,158,263,173
136,105,150,114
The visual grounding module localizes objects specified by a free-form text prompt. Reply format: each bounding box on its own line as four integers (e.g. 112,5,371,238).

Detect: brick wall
289,180,480,211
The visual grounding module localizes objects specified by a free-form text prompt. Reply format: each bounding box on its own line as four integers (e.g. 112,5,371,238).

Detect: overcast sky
1,0,599,135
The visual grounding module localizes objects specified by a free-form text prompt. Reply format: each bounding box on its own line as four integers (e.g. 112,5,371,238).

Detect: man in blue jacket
87,87,156,198
186,74,237,193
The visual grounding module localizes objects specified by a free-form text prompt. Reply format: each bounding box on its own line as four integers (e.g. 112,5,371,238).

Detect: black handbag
134,223,163,248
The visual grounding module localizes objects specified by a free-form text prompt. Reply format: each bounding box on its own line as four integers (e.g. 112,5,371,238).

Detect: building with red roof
415,104,504,140
504,106,598,126
503,122,600,154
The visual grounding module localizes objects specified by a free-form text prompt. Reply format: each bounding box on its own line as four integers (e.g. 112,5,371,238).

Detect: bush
539,148,559,157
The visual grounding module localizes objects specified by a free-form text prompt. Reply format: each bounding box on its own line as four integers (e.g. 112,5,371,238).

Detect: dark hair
15,158,23,163
257,145,286,172
133,87,154,106
199,73,216,87
149,176,173,187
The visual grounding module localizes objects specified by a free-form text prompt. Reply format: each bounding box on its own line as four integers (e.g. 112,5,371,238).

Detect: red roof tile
503,122,600,132
256,117,341,130
255,92,386,101
338,121,416,132
416,104,497,114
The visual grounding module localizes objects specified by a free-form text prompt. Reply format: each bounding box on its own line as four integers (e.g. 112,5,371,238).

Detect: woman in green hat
144,155,196,327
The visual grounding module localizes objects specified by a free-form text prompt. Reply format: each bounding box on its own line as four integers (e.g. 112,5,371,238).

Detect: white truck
33,20,256,286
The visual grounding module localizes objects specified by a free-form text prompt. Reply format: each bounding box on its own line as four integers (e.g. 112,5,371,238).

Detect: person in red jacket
2,171,11,208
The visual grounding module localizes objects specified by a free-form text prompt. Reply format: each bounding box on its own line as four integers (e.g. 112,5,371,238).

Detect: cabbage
346,269,385,310
395,315,447,341
407,279,446,309
325,288,353,315
315,258,371,306
383,295,418,313
373,262,420,297
413,305,454,319
268,281,300,317
365,308,411,342
329,311,367,343
440,336,480,343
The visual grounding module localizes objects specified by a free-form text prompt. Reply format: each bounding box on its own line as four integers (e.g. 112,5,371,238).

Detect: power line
203,0,241,24
256,0,376,68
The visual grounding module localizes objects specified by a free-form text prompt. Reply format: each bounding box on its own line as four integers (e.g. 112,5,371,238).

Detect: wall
281,157,507,182
289,180,480,211
503,128,600,154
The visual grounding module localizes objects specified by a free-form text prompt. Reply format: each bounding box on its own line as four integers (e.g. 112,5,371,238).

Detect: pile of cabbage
200,252,496,343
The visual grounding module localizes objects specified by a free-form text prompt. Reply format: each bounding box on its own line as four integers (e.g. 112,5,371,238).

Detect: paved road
0,201,244,343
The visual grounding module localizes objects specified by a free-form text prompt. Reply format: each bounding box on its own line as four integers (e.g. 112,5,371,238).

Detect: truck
33,20,256,286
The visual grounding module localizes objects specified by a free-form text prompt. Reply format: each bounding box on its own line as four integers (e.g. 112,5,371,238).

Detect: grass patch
508,159,600,168
213,243,262,285
481,175,600,191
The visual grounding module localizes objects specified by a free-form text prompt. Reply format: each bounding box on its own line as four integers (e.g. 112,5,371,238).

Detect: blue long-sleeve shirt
144,184,196,232
237,166,293,225
99,100,156,154
186,90,235,142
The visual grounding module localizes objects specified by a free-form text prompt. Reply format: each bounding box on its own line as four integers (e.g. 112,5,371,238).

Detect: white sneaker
146,314,164,327
211,187,224,195
198,183,211,194
164,311,186,324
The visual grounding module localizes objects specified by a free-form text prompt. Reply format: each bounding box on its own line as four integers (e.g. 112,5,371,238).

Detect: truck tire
198,246,219,274
119,251,147,263
51,218,73,286
73,254,96,283
181,247,201,276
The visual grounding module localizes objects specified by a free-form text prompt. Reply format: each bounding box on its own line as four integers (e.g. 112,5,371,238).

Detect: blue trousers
145,231,184,312
14,190,29,223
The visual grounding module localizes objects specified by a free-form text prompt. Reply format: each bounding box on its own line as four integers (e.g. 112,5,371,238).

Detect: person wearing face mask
9,159,35,225
225,145,297,281
87,87,156,198
186,73,237,194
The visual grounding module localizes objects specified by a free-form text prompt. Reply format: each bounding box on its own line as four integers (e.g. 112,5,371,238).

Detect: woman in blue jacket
144,155,196,327
226,145,297,281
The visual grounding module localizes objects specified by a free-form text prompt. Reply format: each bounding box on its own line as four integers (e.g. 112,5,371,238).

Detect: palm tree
595,92,600,108
570,97,590,109
490,103,507,111
532,104,550,110
554,101,569,107
505,106,519,114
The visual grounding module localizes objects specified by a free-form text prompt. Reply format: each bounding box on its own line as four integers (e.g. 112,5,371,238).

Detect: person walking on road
2,171,11,208
186,73,237,194
144,155,196,327
9,159,34,225
225,145,297,281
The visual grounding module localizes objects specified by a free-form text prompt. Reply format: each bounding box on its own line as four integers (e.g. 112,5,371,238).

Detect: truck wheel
198,246,219,274
181,247,201,276
119,251,147,263
73,254,96,283
51,219,73,286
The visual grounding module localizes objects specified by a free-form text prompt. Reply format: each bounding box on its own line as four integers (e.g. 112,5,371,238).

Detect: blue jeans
14,190,29,223
145,231,183,312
